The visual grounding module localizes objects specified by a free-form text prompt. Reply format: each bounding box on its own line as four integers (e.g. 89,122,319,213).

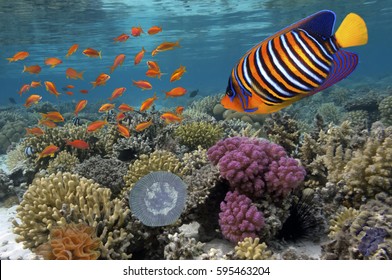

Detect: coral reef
35,223,101,260
0,170,13,201
0,119,26,154
208,136,305,198
234,237,274,260
47,150,79,174
378,95,392,126
163,232,204,260
74,155,128,197
175,121,224,150
12,172,132,259
219,191,265,243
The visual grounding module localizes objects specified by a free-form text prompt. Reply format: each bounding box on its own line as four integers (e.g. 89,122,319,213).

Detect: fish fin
308,50,358,95
6,58,13,63
335,13,368,48
259,10,336,48
22,65,26,73
99,51,102,59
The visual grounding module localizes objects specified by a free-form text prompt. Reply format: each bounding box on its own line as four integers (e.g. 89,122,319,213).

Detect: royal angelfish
221,10,368,114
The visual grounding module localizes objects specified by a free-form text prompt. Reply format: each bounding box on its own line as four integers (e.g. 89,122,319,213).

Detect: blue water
0,0,391,108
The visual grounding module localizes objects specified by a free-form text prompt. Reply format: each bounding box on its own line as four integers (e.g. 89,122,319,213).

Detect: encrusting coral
12,172,133,259
234,237,274,260
35,223,101,260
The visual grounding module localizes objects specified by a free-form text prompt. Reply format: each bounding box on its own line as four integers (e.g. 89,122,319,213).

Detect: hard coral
208,136,305,198
235,237,274,260
36,223,101,260
219,191,264,243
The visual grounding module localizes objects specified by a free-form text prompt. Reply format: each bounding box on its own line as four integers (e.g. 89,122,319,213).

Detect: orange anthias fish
66,85,75,89
133,80,152,90
147,61,160,71
98,103,115,112
7,51,29,62
160,112,183,123
170,65,186,82
135,119,153,132
30,81,42,88
24,94,42,108
66,91,74,96
140,93,158,111
39,119,57,128
116,112,126,122
44,57,62,68
164,87,187,99
87,120,108,132
36,144,59,161
152,41,180,56
83,48,102,58
108,87,126,101
23,65,41,74
114,33,130,42
80,89,89,94
66,139,89,150
66,44,79,58
175,106,184,115
117,123,130,138
19,84,31,96
131,26,144,37
44,81,61,97
25,127,45,136
221,10,368,114
40,111,64,122
134,47,145,65
148,26,162,35
66,68,84,80
118,103,134,112
91,73,110,88
110,54,126,73
74,100,88,116
145,69,163,79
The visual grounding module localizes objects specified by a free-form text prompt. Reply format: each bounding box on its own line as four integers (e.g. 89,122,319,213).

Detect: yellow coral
12,172,132,259
235,237,274,260
47,150,79,174
175,121,223,150
328,207,359,238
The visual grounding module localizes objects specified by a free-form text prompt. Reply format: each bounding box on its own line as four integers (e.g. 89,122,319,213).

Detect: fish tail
335,13,368,48
110,65,115,73
6,58,13,63
78,71,85,80
22,65,26,73
99,51,102,59
91,81,96,88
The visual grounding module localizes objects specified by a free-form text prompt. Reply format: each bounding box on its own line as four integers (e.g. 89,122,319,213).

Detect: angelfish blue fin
244,107,258,113
309,50,358,95
298,10,336,37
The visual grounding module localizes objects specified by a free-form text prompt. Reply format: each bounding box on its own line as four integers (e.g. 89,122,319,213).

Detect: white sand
0,205,38,260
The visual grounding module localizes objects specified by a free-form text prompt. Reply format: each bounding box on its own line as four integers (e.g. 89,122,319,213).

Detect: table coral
12,172,132,259
35,223,101,260
219,191,264,243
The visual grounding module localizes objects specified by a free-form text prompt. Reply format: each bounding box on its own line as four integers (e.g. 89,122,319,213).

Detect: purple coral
207,136,305,198
219,191,264,243
264,157,306,198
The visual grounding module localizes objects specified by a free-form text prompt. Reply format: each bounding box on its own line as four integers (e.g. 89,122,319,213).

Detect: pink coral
219,191,264,243
208,136,305,198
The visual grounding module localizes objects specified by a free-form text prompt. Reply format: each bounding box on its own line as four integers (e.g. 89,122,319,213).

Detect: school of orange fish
6,25,188,160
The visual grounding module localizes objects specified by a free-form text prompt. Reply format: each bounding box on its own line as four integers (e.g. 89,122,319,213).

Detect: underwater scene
0,0,392,260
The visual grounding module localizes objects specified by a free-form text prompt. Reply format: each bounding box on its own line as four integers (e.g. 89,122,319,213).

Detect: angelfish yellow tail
335,13,368,48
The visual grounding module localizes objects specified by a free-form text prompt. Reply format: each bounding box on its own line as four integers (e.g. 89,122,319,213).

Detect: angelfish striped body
222,10,368,114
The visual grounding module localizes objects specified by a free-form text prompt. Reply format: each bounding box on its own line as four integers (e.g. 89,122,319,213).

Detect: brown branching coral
35,223,101,260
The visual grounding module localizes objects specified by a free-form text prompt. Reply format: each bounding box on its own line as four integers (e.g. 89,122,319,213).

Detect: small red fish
18,84,31,96
175,106,184,115
108,87,126,101
24,94,42,108
44,81,61,97
131,26,144,37
148,26,162,35
45,57,62,68
161,112,183,123
83,48,102,58
25,127,45,136
91,73,110,88
40,111,64,122
80,89,89,94
170,65,186,82
135,119,153,132
133,80,152,90
110,54,126,73
65,91,74,96
36,144,59,161
118,103,134,112
87,120,108,132
140,93,158,112
117,123,130,138
23,65,42,74
145,69,163,79
66,139,89,150
30,81,42,88
114,33,130,42
66,85,75,89
66,44,79,58
146,61,160,71
163,87,187,99
134,47,146,65
152,41,180,56
66,68,84,80
98,103,115,113
74,100,88,116
39,119,57,128
7,51,29,62
116,112,126,122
